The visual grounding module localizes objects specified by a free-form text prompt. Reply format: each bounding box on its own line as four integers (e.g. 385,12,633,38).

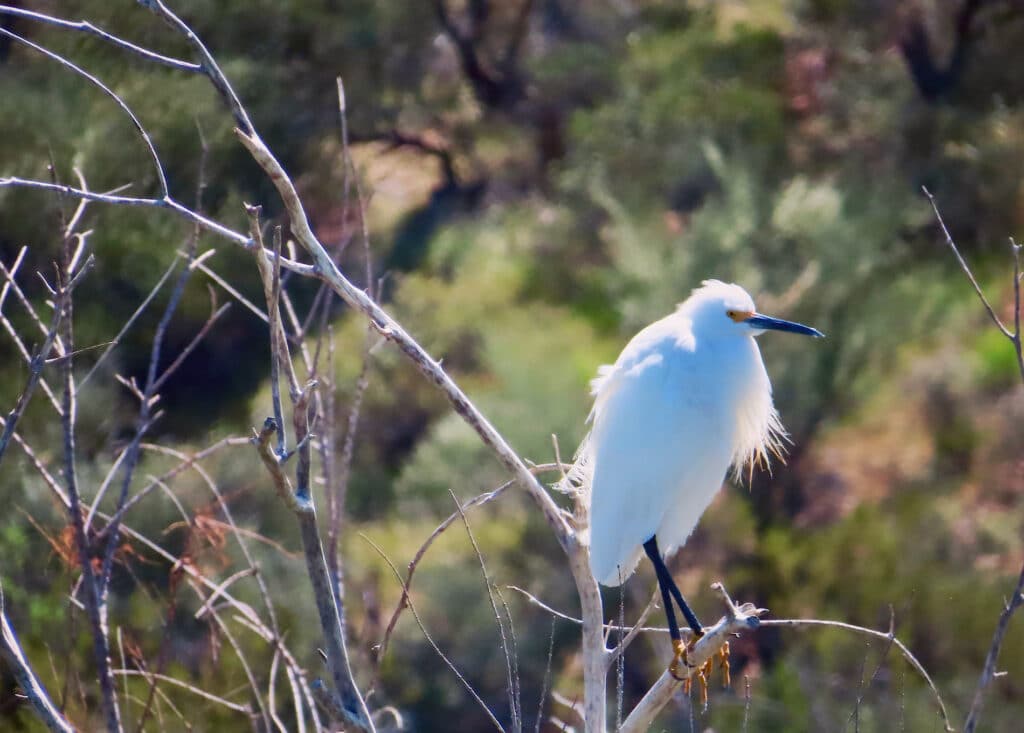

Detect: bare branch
151,301,230,393
113,670,252,715
234,122,577,567
607,588,659,665
137,0,254,134
0,26,169,198
361,532,505,733
58,245,122,733
0,176,254,249
964,565,1024,732
619,584,764,733
0,585,74,733
926,190,1024,732
514,583,953,733
0,5,201,72
923,187,1011,337
451,489,521,733
0,268,65,464
252,420,373,729
375,462,566,673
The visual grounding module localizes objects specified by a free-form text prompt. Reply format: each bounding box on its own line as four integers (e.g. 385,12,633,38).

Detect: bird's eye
726,310,738,320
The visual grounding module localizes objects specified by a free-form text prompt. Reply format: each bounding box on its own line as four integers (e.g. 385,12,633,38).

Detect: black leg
643,536,703,637
644,538,681,642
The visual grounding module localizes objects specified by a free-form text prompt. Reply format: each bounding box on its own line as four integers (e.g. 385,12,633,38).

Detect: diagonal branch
137,0,254,134
923,186,1011,337
0,584,74,733
0,5,201,72
619,584,764,733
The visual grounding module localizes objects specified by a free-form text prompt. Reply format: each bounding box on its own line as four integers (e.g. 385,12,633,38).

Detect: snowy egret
567,280,823,678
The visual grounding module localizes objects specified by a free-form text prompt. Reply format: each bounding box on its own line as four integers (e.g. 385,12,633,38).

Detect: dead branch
374,462,566,676
0,584,74,733
511,584,954,732
452,489,522,732
618,584,763,733
250,220,374,731
0,5,200,71
361,533,506,733
925,189,1024,732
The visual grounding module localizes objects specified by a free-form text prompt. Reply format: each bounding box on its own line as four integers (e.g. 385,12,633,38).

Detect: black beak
746,313,824,338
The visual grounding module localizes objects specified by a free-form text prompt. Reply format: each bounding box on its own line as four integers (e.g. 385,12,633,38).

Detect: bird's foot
697,658,713,706
718,640,731,688
668,631,704,682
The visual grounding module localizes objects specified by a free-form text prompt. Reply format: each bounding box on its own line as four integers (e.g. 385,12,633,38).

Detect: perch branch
618,583,764,733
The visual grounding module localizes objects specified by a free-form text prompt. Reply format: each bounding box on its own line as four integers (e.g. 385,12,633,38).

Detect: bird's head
682,280,825,340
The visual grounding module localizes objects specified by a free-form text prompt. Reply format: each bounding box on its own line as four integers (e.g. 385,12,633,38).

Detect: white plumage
571,280,797,587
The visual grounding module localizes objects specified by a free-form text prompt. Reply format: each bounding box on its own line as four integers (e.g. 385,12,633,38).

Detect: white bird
567,280,822,676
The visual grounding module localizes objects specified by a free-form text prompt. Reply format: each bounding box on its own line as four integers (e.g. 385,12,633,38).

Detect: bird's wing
585,318,731,586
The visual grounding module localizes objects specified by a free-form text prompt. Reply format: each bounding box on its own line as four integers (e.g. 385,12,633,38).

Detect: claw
697,659,712,707
719,640,731,688
669,638,690,681
669,630,705,681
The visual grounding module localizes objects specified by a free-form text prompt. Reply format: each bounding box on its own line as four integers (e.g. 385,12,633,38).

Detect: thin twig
112,670,251,714
248,206,287,455
0,270,65,463
360,533,505,733
95,436,249,535
151,300,230,393
925,191,1024,733
845,607,896,731
0,176,253,250
374,462,566,673
923,187,1011,337
534,617,556,733
137,0,255,134
0,26,169,197
607,589,659,665
451,489,521,733
761,618,951,731
964,565,1024,733
0,5,201,71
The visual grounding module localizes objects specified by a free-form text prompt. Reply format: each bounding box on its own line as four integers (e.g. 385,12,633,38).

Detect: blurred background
1,0,1023,730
